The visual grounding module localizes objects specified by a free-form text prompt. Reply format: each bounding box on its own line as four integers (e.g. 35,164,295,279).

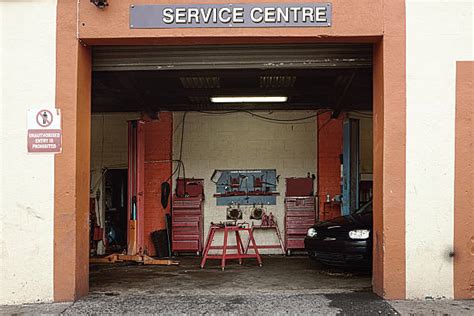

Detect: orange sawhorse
245,224,285,254
200,224,263,270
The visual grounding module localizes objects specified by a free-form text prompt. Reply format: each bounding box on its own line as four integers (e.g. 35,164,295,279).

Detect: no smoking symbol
36,109,53,127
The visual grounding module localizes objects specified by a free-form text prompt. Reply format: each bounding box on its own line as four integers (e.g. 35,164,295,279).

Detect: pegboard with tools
212,169,280,206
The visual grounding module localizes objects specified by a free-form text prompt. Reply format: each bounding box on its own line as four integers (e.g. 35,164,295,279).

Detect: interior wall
358,117,373,175
173,111,317,253
90,112,140,252
0,0,57,305
91,113,140,177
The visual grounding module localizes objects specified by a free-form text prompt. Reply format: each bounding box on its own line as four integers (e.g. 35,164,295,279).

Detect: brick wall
317,112,343,220
143,113,173,255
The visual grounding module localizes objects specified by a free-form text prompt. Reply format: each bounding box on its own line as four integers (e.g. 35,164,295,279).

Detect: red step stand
200,223,263,271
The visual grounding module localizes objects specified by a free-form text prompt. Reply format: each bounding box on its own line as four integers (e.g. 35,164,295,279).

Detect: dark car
304,200,372,268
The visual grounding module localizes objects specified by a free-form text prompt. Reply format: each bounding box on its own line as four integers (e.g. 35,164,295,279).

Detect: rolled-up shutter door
92,44,372,72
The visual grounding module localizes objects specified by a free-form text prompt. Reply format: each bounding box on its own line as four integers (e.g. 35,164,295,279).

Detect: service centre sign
130,3,332,29
27,108,62,153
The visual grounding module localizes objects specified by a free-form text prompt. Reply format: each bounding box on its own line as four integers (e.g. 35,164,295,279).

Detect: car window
354,200,372,214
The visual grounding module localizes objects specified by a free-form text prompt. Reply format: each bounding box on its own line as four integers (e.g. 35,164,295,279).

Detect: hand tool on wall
250,204,264,220
226,203,243,220
161,182,171,208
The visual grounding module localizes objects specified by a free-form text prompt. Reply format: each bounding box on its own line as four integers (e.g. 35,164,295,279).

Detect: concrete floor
0,256,393,314
1,256,471,314
88,255,373,296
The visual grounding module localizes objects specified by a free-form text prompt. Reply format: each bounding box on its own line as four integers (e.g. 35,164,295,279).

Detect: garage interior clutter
88,44,373,269
89,109,373,263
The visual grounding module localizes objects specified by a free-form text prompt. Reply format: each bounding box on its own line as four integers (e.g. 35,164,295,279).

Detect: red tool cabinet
284,196,316,255
171,195,204,255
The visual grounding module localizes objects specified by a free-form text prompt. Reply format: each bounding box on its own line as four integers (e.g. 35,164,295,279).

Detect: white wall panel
0,0,57,304
405,0,473,299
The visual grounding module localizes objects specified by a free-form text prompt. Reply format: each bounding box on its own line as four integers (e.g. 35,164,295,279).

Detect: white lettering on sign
315,7,327,22
27,108,62,153
161,6,328,24
234,8,244,23
251,8,263,23
131,4,331,29
219,7,232,23
163,8,174,23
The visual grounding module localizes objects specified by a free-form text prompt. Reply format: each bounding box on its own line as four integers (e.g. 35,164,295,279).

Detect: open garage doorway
87,43,375,297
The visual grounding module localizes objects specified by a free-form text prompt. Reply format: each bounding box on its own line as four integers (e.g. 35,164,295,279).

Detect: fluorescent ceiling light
211,96,288,103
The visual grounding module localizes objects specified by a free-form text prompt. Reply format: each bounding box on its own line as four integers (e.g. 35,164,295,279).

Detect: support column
454,61,474,299
372,0,407,299
54,1,91,301
317,112,343,220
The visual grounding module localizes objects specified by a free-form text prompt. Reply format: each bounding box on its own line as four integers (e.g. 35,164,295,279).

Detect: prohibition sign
36,109,53,127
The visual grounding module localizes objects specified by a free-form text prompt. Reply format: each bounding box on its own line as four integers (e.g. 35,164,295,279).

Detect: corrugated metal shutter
92,44,372,71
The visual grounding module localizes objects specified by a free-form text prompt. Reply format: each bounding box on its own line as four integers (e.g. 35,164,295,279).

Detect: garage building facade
0,0,472,304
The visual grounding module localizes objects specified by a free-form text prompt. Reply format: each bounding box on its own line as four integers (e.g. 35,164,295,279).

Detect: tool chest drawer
284,197,315,210
285,210,316,217
172,240,200,251
172,209,202,216
284,196,316,254
172,223,200,234
286,228,310,235
285,238,305,250
172,197,202,209
173,216,201,227
172,215,201,223
285,218,316,228
172,195,204,255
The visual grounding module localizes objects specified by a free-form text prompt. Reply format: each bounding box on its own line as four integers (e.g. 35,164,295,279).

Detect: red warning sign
27,108,62,153
27,129,62,152
36,109,54,127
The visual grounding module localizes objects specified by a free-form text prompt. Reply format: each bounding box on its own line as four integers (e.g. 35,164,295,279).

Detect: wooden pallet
90,253,179,266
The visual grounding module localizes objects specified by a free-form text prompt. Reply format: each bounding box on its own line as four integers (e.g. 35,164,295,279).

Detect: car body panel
305,201,373,267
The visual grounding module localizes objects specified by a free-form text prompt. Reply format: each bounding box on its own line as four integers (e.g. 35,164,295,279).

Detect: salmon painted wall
317,112,343,220
454,61,474,299
143,113,173,256
77,0,384,44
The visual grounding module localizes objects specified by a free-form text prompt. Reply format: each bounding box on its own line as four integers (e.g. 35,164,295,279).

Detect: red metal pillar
127,120,145,255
